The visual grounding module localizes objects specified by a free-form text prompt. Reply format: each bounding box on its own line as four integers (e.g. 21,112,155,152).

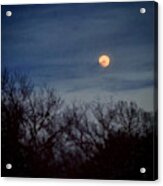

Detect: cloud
2,2,155,110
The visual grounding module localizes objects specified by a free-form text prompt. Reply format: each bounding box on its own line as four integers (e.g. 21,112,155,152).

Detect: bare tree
1,68,33,173
1,69,155,179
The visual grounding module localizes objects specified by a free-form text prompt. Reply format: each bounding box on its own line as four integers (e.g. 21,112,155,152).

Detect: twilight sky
2,2,156,110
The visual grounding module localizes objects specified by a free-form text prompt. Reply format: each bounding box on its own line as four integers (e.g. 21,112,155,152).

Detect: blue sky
2,2,156,110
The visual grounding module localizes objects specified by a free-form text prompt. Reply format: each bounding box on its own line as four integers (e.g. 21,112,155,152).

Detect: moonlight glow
98,55,111,68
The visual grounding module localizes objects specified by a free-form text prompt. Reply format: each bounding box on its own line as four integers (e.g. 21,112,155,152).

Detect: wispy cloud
2,2,155,110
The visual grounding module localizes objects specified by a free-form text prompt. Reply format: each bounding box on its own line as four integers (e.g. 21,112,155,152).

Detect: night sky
2,2,156,110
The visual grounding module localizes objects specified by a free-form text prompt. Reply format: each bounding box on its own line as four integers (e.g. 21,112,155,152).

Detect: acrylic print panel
1,1,158,180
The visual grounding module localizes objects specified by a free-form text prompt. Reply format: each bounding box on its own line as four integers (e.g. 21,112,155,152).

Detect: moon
98,54,110,68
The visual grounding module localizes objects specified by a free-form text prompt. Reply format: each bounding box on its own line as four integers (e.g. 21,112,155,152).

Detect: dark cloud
2,2,155,109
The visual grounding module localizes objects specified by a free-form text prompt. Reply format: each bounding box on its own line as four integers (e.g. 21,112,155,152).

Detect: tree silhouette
1,69,157,180
2,69,33,175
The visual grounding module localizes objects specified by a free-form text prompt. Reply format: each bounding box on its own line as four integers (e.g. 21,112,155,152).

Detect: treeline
1,69,157,180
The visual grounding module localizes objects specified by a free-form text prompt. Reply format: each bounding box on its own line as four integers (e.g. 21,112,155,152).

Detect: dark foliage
1,70,157,180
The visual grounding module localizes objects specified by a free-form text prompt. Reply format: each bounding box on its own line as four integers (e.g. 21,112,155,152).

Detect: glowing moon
98,55,110,68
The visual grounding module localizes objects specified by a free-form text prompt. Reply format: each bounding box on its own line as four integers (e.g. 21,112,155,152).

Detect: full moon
98,54,110,68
